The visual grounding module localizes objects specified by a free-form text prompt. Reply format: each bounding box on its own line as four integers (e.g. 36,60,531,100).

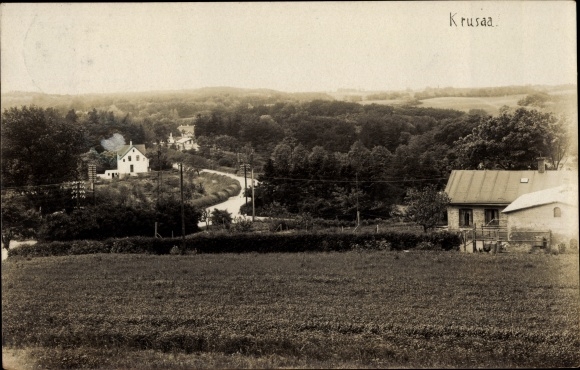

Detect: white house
116,141,149,176
502,185,578,246
177,125,195,137
97,169,119,180
168,125,198,151
96,141,149,179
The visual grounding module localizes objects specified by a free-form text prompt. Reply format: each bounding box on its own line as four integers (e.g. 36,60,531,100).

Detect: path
1,240,37,261
197,169,260,228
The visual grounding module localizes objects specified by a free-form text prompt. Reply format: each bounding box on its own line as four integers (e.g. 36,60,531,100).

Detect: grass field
359,92,578,118
415,95,528,115
356,95,526,115
2,251,579,369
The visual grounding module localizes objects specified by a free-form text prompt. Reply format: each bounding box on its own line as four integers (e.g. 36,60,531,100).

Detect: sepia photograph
1,2,578,369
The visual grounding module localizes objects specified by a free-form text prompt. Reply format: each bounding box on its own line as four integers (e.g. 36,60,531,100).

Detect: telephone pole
251,166,255,222
243,164,248,207
180,163,185,252
157,148,161,207
356,172,360,228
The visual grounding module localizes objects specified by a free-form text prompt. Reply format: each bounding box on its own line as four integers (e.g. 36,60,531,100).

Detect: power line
260,176,448,184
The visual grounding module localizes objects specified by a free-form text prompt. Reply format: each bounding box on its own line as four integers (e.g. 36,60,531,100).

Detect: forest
1,86,576,236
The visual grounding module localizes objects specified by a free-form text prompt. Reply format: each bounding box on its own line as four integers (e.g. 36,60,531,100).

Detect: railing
509,230,551,247
454,223,551,252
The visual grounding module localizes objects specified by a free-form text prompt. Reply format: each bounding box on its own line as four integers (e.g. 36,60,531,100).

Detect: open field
356,95,527,115
416,95,528,115
357,93,578,117
2,251,579,369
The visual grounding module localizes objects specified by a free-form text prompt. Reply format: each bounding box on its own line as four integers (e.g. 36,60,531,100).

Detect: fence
456,223,551,253
508,230,551,247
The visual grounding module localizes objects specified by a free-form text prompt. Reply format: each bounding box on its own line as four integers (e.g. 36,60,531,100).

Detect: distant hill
0,87,334,116
2,84,576,118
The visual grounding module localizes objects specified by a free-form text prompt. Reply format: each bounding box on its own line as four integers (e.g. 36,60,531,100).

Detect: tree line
1,97,573,242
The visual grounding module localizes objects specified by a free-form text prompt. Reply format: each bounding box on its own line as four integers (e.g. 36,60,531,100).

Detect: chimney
130,140,133,146
537,157,545,173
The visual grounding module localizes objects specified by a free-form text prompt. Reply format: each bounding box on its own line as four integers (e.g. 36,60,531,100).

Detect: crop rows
2,251,579,368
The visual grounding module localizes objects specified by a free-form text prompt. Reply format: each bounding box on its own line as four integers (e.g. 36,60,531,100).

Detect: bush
210,209,233,229
231,217,253,232
38,200,201,241
7,240,108,258
8,230,462,258
415,241,439,251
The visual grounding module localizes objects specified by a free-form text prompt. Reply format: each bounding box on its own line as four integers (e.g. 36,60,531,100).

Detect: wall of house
97,170,119,180
117,148,149,174
506,203,579,246
447,206,508,230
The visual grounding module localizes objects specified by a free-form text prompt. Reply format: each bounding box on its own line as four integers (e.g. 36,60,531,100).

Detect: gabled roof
117,144,147,158
176,137,193,144
445,170,577,206
502,185,578,213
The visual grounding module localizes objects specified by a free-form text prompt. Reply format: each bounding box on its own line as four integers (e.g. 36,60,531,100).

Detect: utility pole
251,166,255,222
250,151,255,221
157,148,161,207
88,163,96,206
180,163,185,252
243,164,248,207
76,181,80,209
356,172,360,228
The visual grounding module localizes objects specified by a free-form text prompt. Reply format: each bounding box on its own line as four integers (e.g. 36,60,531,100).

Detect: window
123,159,125,162
128,156,132,161
136,155,140,161
459,209,473,227
554,207,561,217
485,209,500,226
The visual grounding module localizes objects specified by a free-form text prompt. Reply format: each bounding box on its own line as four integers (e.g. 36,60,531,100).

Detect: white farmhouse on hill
117,141,149,175
97,141,149,179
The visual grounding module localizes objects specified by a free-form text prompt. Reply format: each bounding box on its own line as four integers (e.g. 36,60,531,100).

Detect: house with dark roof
445,158,578,251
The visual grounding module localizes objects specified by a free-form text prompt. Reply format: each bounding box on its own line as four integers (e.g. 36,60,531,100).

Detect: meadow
2,251,579,369
416,95,527,115
357,95,527,115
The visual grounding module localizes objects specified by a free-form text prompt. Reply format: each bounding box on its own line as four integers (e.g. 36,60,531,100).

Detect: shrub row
190,183,241,208
38,201,201,241
8,231,461,258
190,173,241,208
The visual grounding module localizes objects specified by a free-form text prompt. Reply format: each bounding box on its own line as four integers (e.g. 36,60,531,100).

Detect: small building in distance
177,125,195,137
167,124,198,151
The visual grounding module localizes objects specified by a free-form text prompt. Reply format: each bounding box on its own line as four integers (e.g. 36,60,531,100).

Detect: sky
0,2,576,95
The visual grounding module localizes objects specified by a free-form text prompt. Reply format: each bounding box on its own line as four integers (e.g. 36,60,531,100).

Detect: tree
210,209,233,229
1,106,87,186
455,108,570,170
1,194,41,249
517,92,551,108
404,185,450,232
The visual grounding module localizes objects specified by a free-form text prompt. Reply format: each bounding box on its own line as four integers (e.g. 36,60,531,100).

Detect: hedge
190,183,241,208
7,231,461,258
